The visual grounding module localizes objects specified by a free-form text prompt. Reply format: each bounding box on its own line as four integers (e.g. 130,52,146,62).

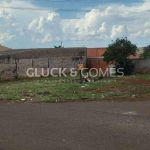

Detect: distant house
87,47,142,74
0,45,10,52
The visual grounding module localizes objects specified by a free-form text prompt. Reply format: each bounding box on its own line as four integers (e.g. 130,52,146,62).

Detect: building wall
133,59,150,74
87,48,106,57
87,59,108,73
87,48,114,75
87,58,115,77
0,48,87,80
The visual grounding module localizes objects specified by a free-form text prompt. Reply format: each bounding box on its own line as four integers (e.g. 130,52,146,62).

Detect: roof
87,47,141,59
0,45,10,52
128,54,140,59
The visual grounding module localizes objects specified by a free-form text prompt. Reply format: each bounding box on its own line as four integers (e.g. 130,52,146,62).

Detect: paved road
0,101,150,150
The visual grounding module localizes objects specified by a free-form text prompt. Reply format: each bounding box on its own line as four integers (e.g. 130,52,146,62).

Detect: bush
116,60,135,76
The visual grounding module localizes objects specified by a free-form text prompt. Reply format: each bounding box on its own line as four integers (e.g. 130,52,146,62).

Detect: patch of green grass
0,74,150,102
136,74,150,80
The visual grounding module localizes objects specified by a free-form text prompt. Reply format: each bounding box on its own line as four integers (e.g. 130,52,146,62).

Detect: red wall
87,48,108,72
87,48,107,58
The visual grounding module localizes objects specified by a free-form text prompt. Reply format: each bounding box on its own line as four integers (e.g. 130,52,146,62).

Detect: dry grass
0,45,10,52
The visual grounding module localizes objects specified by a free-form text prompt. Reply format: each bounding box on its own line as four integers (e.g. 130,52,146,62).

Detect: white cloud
110,25,126,38
144,29,150,35
143,21,150,37
98,22,106,33
41,34,52,43
0,10,17,43
144,22,150,28
0,33,16,43
0,0,150,47
130,31,142,38
28,12,62,42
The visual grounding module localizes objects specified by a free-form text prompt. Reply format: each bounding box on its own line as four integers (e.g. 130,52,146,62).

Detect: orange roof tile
128,54,140,59
87,47,140,59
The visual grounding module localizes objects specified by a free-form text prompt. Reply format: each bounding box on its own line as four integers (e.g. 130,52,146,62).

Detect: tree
103,37,138,75
140,45,150,58
54,41,64,48
54,45,64,48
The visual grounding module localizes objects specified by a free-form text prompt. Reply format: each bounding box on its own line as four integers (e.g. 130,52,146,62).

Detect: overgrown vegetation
0,74,150,102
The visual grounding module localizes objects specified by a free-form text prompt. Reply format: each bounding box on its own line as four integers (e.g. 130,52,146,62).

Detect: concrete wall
133,59,150,74
87,58,150,75
0,48,87,80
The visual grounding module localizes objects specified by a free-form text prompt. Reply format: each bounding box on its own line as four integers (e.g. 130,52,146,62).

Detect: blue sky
31,0,143,19
0,0,150,49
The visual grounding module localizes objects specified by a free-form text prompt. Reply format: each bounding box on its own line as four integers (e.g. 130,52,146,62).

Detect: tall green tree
140,45,150,58
103,37,138,75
